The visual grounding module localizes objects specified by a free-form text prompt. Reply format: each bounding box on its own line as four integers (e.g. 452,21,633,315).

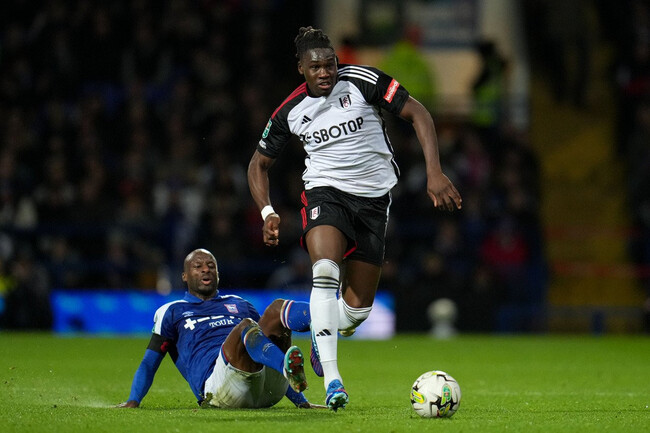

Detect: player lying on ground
118,248,325,409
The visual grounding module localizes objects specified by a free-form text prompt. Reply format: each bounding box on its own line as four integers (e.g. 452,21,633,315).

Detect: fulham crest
310,206,321,220
339,94,352,108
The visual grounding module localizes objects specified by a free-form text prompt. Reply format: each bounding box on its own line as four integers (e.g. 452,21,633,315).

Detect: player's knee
223,318,258,367
263,299,285,317
259,299,283,331
239,318,262,345
241,317,257,327
313,258,340,283
238,317,258,334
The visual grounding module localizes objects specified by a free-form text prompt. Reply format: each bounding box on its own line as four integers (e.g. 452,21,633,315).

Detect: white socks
310,259,342,387
338,297,372,333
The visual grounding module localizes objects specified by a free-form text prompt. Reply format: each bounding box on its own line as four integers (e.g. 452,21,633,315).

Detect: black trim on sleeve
338,64,409,116
147,333,173,354
375,73,409,115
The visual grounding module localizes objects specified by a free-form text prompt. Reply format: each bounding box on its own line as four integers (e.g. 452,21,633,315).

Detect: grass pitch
1,333,649,433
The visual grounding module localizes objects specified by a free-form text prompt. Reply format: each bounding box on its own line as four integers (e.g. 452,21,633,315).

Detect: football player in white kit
248,27,462,411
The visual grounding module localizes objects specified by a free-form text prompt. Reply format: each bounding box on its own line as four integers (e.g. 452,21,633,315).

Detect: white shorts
203,348,288,408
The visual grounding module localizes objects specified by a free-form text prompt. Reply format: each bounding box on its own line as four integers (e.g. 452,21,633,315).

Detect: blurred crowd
0,0,546,332
605,0,650,327
525,0,650,330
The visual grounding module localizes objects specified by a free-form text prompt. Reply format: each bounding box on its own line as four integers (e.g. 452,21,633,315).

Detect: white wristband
261,205,276,221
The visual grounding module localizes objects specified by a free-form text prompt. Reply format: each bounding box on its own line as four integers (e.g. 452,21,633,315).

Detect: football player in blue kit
118,249,325,409
248,27,462,410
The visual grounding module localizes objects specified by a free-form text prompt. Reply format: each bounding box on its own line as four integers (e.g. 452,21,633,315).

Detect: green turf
1,333,649,432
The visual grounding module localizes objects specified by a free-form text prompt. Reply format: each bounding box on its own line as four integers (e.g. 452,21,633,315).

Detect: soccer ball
410,370,461,418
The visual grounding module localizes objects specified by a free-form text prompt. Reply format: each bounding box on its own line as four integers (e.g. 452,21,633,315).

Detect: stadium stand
0,0,548,332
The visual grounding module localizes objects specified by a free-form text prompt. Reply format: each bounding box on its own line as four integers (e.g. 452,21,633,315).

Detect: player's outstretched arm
399,96,462,212
116,335,168,408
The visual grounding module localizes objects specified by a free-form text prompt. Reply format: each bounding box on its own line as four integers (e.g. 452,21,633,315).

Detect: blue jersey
153,292,260,400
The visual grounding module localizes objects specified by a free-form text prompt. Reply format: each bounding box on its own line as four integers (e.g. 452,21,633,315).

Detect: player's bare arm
399,96,462,212
248,151,281,246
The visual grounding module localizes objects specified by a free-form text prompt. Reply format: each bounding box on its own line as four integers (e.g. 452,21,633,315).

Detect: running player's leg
305,225,349,409
338,260,380,335
338,192,389,336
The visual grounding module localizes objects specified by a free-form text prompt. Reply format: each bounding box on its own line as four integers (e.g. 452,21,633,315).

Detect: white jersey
258,64,410,198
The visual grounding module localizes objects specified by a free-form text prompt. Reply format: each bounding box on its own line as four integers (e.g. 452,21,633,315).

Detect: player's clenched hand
427,172,462,212
116,400,140,408
263,213,281,246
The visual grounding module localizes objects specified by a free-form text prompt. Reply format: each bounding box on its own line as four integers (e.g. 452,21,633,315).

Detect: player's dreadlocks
294,26,333,59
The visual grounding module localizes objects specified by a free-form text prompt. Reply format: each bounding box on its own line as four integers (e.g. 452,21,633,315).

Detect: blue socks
280,300,310,332
240,300,310,378
241,323,284,374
